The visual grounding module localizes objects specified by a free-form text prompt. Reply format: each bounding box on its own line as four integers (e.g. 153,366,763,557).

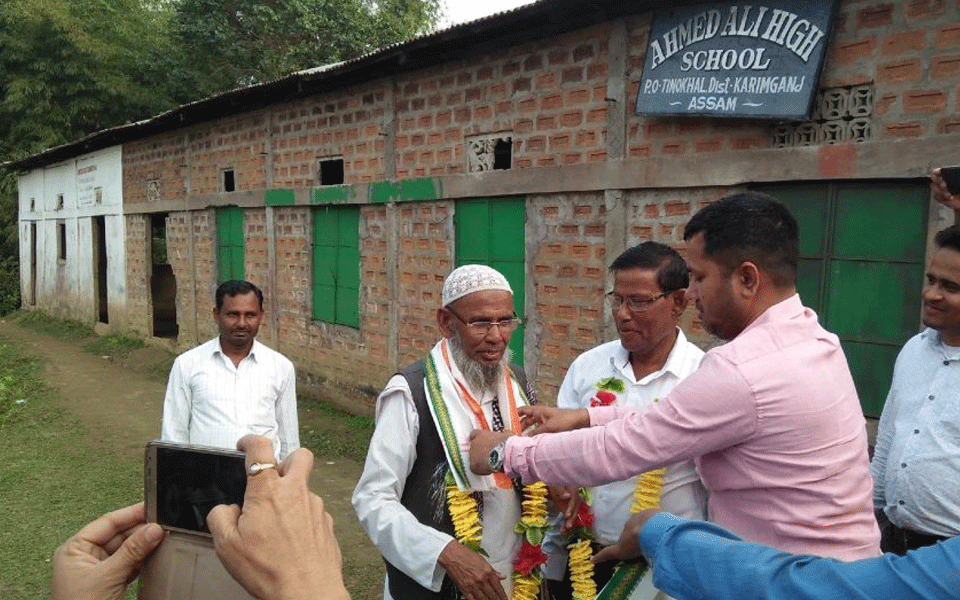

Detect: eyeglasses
446,306,522,335
605,291,670,312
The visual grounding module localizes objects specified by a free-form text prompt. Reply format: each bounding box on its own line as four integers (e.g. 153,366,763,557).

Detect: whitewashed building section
18,146,126,327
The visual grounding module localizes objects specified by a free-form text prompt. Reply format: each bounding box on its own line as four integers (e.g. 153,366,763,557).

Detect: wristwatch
488,438,507,473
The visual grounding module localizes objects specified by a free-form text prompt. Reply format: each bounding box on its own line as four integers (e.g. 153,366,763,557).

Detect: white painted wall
17,146,127,325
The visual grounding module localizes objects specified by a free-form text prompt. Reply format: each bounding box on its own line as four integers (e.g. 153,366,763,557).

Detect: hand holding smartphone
141,440,256,600
144,440,247,535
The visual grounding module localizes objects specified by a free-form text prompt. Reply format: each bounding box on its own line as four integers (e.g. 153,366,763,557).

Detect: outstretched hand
50,502,165,600
518,405,590,434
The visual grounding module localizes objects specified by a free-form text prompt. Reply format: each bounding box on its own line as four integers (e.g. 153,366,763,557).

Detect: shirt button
899,500,905,505
929,395,935,400
901,463,907,468
945,360,950,366
914,429,920,434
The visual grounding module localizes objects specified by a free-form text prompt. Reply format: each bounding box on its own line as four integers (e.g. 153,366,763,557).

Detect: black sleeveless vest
383,360,533,600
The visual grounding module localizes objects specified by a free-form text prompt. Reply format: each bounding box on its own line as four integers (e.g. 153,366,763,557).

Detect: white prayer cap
442,264,513,307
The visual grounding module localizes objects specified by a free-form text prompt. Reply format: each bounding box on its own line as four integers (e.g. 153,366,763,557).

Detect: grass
0,337,142,600
17,310,95,340
299,394,375,463
84,332,145,358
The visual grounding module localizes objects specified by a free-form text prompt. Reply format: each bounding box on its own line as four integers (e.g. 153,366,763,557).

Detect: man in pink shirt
470,192,881,561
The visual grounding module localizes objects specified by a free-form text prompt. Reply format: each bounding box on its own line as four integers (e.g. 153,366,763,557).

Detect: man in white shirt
543,242,708,600
352,265,534,600
160,280,299,462
871,224,960,554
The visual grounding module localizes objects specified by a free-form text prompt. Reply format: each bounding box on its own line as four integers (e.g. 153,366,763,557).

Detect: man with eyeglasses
469,192,881,563
542,242,707,600
353,264,534,600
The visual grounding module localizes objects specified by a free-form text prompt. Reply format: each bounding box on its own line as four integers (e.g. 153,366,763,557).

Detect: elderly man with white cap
352,264,535,600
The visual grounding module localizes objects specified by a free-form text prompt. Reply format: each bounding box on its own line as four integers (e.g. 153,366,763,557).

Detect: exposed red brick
537,115,558,130
524,54,544,71
536,73,557,89
904,89,947,113
587,63,608,79
560,110,583,127
884,122,926,137
934,24,960,49
932,54,960,79
573,44,594,62
880,31,927,55
541,92,563,110
513,77,532,93
550,134,571,150
877,59,923,82
905,0,945,19
567,89,590,105
662,141,687,155
938,117,960,134
857,5,894,29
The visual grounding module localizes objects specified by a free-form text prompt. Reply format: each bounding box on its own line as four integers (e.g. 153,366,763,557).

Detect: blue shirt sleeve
639,513,960,600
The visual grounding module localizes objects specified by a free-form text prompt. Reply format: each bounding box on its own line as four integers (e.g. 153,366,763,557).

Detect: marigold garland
564,386,668,599
447,478,550,600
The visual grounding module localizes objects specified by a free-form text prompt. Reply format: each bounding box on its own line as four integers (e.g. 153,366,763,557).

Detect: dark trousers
546,544,618,600
877,510,949,555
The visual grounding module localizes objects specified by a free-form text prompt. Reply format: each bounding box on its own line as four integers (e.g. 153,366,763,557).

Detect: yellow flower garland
566,468,667,600
569,538,597,600
446,479,550,600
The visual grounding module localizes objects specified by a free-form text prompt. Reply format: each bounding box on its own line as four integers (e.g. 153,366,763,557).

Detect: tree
172,0,443,96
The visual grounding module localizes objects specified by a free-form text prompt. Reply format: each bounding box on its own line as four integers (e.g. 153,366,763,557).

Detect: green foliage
0,338,141,599
0,0,186,158
0,173,20,316
172,0,443,96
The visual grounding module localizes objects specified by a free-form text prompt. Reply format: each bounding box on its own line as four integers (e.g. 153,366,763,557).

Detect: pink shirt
505,295,881,560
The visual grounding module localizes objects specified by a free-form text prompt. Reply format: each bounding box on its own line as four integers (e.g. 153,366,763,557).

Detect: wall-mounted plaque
635,1,838,118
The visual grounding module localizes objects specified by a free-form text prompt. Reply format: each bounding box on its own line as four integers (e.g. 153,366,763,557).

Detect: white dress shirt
872,328,960,537
351,373,522,600
543,330,708,580
160,337,300,461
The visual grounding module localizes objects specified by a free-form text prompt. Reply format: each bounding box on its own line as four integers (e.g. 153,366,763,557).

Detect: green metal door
454,198,526,366
216,207,244,282
763,182,928,416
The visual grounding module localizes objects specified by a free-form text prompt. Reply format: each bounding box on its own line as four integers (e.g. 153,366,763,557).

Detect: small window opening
29,198,35,212
57,222,67,261
493,139,512,170
56,194,64,210
222,169,236,192
94,187,103,205
319,158,345,186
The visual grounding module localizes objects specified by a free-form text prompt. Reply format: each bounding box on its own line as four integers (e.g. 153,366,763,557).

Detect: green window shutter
216,207,244,282
312,206,360,327
454,197,526,366
762,182,927,417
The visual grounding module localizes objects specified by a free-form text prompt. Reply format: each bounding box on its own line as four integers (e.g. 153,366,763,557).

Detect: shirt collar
614,327,690,383
213,337,259,362
738,293,804,337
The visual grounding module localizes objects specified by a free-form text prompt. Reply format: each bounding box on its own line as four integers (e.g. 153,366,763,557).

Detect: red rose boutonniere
590,390,616,406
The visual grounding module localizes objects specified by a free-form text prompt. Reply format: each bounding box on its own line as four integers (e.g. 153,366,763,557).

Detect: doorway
93,216,109,323
150,213,178,338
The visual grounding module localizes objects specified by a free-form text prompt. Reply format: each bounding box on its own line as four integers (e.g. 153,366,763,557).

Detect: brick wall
111,0,960,412
124,214,151,336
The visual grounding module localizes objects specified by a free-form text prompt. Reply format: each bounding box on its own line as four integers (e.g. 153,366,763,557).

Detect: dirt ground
0,315,383,600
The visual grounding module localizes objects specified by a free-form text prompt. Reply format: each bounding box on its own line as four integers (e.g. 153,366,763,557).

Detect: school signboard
635,1,838,118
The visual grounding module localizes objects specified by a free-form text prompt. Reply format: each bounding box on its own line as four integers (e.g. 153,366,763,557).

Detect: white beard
448,330,512,396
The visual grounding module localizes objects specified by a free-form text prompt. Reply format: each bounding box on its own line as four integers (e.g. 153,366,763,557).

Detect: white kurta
352,372,522,599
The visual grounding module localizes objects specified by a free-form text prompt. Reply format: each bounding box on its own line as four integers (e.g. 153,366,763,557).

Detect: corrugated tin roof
3,0,694,171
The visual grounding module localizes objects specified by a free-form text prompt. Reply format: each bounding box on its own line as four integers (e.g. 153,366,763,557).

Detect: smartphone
940,166,960,196
144,440,247,536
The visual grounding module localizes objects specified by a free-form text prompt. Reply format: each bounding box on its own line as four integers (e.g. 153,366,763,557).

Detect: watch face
488,442,504,471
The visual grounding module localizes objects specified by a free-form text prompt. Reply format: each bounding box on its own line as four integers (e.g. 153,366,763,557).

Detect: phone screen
152,445,247,534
